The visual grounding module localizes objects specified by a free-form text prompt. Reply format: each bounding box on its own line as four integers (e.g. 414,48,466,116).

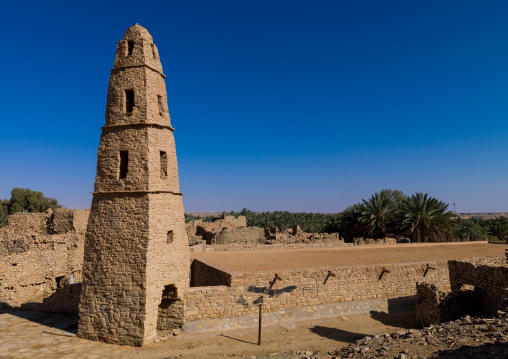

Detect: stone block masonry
184,260,450,321
78,25,190,346
416,256,508,326
0,209,87,307
449,256,508,316
416,282,483,327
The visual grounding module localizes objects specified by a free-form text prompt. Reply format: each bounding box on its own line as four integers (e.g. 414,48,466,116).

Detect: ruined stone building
77,25,190,346
417,256,508,326
0,208,87,307
2,23,507,351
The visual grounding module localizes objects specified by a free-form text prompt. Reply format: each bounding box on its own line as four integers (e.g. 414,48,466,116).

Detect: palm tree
393,193,455,242
360,192,393,239
454,217,490,241
336,203,365,242
486,216,508,241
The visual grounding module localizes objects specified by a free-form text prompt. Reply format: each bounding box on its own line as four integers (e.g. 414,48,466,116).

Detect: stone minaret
78,24,190,346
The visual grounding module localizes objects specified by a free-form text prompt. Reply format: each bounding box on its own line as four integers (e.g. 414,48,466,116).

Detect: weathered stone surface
47,208,88,235
0,209,86,307
416,282,483,326
193,216,248,244
184,259,450,322
215,226,265,245
77,24,190,346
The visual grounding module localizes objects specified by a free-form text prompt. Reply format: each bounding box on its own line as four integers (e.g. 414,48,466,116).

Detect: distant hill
456,212,508,219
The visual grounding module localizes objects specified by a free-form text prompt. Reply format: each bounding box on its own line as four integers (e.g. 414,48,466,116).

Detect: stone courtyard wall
184,260,450,321
0,209,87,307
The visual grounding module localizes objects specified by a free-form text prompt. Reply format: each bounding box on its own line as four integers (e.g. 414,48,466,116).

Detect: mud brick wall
184,260,450,321
194,216,248,245
215,227,265,245
416,282,483,327
449,256,508,316
0,209,86,307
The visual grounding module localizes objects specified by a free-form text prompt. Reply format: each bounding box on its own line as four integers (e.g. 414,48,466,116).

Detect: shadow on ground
7,311,78,334
310,297,417,343
309,325,366,342
369,296,417,329
219,333,258,345
369,310,415,329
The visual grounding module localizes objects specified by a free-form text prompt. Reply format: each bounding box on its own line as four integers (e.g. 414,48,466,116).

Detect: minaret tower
78,25,190,346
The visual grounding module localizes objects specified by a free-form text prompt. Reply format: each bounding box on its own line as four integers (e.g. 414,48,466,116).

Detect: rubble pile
265,225,344,244
301,311,508,358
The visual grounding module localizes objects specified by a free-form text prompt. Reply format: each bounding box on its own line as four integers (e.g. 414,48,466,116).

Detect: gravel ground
302,310,508,359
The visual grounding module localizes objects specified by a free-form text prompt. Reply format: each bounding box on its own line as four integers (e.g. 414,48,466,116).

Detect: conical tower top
113,24,163,74
106,24,171,129
123,24,153,41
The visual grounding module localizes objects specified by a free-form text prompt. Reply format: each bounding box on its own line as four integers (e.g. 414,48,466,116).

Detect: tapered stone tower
77,25,190,346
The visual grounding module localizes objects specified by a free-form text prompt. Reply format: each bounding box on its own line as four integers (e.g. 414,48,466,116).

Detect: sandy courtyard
191,242,508,273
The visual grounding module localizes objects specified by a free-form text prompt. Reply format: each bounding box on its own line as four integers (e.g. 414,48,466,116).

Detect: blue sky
1,1,508,213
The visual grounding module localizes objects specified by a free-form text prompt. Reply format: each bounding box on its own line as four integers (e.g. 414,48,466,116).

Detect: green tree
0,200,8,228
379,189,407,204
335,203,365,242
360,192,393,239
486,216,508,241
184,213,199,223
7,188,62,214
454,217,490,242
393,193,455,242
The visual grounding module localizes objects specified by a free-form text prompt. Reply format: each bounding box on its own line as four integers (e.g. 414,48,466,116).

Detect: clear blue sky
1,1,507,213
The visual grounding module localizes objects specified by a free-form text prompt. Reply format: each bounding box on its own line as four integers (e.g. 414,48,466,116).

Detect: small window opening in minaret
128,41,134,55
125,90,134,113
151,44,157,59
158,95,164,116
119,151,129,179
160,151,168,178
167,230,174,244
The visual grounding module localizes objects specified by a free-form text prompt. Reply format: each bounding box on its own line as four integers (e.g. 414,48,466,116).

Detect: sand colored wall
416,282,483,326
0,209,86,307
449,256,508,316
184,260,450,321
191,260,232,287
215,227,265,245
21,283,82,315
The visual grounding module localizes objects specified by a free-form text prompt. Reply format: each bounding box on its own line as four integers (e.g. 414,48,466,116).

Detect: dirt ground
191,242,508,273
0,308,414,359
131,310,415,358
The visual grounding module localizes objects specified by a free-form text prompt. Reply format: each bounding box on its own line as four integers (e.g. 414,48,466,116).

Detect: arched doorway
157,284,184,331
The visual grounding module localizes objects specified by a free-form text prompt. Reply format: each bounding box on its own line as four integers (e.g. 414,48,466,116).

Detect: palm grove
188,189,508,243
2,188,508,243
